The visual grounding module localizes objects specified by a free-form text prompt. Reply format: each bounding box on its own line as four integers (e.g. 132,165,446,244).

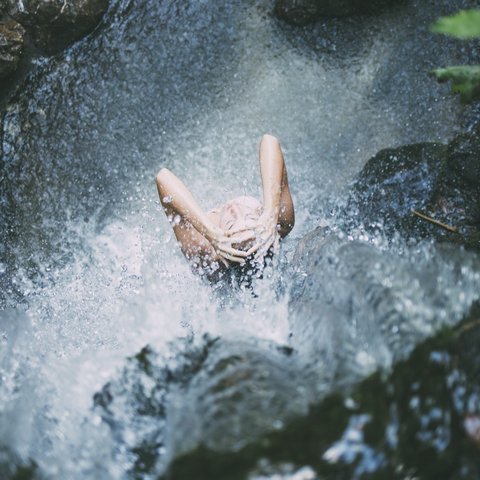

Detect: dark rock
0,445,41,480
347,138,480,249
168,302,480,480
274,0,404,25
447,132,480,188
347,142,447,238
288,225,480,393
92,338,220,477
168,340,309,455
0,19,25,79
8,0,109,53
93,336,309,478
0,0,7,14
274,0,320,26
431,131,480,229
93,345,171,477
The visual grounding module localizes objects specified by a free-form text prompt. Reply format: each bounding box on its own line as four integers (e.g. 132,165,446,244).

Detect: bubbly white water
1,0,480,477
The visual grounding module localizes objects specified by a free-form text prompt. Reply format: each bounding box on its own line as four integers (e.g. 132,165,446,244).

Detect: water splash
0,0,479,477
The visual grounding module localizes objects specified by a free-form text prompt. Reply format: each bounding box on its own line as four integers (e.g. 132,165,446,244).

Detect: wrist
204,224,222,243
262,206,279,222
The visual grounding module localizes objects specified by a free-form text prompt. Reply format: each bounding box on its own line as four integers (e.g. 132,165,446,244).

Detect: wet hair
219,196,262,251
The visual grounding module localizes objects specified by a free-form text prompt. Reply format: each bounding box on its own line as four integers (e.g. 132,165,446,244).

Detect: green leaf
431,9,480,39
432,65,480,103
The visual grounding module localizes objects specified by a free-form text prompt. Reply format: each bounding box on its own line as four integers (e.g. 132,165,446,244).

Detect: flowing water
1,0,480,478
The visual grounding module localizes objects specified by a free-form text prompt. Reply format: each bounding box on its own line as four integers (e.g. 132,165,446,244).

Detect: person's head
219,196,262,250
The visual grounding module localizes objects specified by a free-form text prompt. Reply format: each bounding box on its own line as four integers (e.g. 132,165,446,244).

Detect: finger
219,252,247,264
245,242,262,257
222,258,230,268
245,234,273,258
229,230,256,244
254,237,275,260
218,245,250,258
224,227,252,237
217,233,255,247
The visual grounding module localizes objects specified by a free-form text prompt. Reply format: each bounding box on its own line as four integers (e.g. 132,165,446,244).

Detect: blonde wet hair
218,196,262,251
219,196,262,230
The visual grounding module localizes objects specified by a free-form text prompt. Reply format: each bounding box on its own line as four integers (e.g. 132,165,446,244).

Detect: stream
1,0,480,478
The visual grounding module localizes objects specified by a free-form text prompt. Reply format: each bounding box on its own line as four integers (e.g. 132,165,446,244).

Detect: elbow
156,168,170,188
280,223,294,239
262,133,280,145
283,216,295,238
290,212,295,233
156,168,172,201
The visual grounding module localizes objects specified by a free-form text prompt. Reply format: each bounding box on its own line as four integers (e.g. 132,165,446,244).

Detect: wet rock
288,225,480,392
92,338,219,477
93,336,309,478
347,137,480,250
8,0,109,53
93,345,172,477
274,0,403,25
447,132,480,188
168,341,310,455
0,19,25,79
432,131,480,232
274,0,319,25
168,302,480,480
0,445,41,480
347,142,447,237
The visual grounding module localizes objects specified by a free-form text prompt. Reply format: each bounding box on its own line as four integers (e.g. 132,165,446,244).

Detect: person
155,134,294,278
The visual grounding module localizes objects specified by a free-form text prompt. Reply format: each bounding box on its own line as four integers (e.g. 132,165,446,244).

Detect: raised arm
231,134,295,260
259,134,295,238
156,168,248,265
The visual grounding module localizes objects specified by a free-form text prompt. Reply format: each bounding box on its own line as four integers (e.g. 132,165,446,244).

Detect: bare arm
259,134,295,238
156,168,248,264
228,134,294,259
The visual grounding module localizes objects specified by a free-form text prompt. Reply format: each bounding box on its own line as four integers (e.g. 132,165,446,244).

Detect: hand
227,229,257,251
243,212,280,260
209,229,250,266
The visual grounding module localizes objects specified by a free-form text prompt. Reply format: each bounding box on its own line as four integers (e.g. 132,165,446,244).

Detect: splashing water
1,0,480,477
